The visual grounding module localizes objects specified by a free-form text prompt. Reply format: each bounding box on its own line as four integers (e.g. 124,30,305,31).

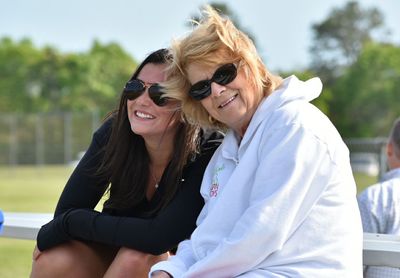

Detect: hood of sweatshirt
223,75,323,152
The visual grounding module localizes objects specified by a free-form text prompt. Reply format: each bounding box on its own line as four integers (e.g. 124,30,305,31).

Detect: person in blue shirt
358,117,400,278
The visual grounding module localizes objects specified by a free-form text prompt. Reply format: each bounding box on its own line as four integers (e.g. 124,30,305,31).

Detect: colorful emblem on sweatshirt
210,164,224,197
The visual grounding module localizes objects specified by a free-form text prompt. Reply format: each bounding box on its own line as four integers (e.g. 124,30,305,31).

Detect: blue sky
0,0,398,72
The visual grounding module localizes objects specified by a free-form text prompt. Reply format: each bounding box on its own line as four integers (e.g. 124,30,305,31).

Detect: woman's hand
151,270,172,278
32,245,42,261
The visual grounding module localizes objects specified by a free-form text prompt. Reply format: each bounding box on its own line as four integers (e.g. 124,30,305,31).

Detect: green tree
28,46,73,112
68,41,136,114
0,38,137,114
0,37,41,112
330,42,400,137
309,1,387,84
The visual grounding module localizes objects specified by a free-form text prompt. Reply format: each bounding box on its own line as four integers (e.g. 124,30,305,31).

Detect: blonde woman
150,7,362,278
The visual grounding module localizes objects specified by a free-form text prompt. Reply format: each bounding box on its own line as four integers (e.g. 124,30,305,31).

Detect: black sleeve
37,129,223,253
36,119,112,250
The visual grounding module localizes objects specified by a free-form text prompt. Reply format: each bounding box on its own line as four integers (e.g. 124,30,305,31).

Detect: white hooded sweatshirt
150,76,363,277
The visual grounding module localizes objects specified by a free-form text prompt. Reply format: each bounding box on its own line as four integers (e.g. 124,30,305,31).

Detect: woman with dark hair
30,48,221,277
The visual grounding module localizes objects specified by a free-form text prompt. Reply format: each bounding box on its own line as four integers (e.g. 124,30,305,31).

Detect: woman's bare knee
104,248,169,278
31,243,79,278
30,240,115,278
119,248,168,267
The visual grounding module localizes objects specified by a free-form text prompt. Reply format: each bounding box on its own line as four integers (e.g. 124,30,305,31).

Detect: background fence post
9,114,18,167
35,113,45,166
64,112,72,164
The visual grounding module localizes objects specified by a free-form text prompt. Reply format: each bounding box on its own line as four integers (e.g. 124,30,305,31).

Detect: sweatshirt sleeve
157,124,340,277
36,119,112,251
149,240,196,277
37,149,214,254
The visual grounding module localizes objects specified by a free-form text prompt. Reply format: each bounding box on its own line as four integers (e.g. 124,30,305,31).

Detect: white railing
0,212,52,240
1,212,400,268
363,233,400,268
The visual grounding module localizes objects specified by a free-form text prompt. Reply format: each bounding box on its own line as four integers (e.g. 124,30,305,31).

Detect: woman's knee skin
118,248,168,268
104,248,169,278
30,243,78,278
30,240,114,278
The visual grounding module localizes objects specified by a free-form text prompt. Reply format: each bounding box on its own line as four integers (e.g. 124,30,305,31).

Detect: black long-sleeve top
36,119,222,255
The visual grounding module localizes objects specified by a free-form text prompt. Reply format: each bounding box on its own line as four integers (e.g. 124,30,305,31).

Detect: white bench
1,212,400,268
0,212,52,240
363,233,400,268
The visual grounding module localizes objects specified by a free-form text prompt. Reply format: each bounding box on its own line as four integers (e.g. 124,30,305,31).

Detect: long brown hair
99,49,200,213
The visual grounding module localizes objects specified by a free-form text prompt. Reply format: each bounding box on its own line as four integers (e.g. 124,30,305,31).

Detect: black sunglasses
123,79,168,106
188,63,237,101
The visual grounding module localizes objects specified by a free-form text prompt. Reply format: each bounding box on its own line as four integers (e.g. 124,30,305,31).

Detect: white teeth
135,111,154,119
219,94,237,108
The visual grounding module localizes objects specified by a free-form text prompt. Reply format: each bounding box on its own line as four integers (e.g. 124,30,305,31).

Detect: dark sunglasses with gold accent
123,79,169,106
188,63,237,101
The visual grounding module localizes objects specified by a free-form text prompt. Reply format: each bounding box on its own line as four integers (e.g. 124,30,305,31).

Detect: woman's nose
210,82,226,97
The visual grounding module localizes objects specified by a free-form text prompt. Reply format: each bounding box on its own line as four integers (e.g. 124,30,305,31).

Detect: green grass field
0,166,73,278
0,166,378,277
353,172,378,193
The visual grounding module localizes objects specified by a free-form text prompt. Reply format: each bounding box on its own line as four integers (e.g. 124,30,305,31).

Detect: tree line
0,1,399,138
0,39,136,116
306,1,400,138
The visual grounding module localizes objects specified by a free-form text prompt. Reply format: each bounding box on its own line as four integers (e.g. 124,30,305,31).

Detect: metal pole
9,114,18,166
35,113,45,166
64,112,72,164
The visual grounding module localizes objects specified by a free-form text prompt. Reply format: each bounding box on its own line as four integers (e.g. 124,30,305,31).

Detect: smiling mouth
218,93,238,109
135,111,155,119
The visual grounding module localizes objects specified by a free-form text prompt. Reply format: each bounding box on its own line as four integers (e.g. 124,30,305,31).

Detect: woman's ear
387,141,394,158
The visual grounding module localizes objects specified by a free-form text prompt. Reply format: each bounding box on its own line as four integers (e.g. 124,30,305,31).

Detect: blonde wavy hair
164,5,283,129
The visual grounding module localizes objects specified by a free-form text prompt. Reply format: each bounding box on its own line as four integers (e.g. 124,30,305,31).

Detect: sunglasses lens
151,92,168,106
213,64,237,85
188,64,237,101
148,84,168,106
124,80,145,100
123,80,168,106
189,81,211,101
